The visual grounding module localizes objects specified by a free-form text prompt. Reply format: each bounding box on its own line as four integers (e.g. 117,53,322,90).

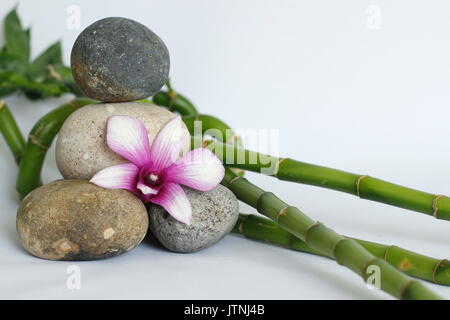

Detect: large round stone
56,102,190,180
147,185,239,253
16,180,148,261
71,17,170,102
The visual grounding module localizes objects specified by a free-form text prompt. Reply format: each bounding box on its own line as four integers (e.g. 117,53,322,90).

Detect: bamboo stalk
152,80,198,116
16,98,94,197
234,213,450,286
188,133,450,221
273,159,450,221
221,168,441,299
0,100,26,164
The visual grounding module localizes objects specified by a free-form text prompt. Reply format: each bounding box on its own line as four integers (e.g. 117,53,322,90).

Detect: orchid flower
90,115,225,224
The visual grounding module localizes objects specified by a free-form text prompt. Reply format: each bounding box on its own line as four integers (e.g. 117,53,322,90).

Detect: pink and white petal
136,181,158,196
150,182,192,224
150,116,185,171
90,163,139,192
106,115,151,167
166,148,224,191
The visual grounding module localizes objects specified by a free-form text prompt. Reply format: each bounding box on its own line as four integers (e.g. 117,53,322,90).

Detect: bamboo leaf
0,72,18,97
20,80,65,99
0,84,18,97
28,41,62,80
0,52,27,75
0,72,65,99
3,8,30,62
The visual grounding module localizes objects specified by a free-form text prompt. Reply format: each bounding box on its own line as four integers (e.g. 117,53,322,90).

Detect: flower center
143,172,160,187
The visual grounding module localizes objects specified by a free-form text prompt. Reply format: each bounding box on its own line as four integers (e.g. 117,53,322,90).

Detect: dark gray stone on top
71,17,170,102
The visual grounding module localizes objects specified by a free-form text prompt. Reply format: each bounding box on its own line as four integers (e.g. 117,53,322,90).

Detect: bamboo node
287,233,294,249
29,134,49,150
304,221,322,244
274,158,287,177
68,100,81,109
398,279,414,299
432,259,448,283
167,90,177,100
276,206,289,222
331,237,349,264
34,125,43,137
238,214,251,236
383,245,394,261
238,221,245,235
228,175,243,186
356,175,369,198
432,194,444,218
229,168,245,176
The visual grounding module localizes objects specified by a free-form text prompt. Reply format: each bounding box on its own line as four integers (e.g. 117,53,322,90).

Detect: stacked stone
71,17,170,102
16,17,238,261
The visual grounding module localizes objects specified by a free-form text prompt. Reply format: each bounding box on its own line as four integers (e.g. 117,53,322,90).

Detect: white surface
1,0,450,300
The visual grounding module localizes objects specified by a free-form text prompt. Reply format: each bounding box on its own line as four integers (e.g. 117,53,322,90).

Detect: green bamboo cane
188,132,450,221
271,159,450,221
234,213,450,286
221,168,441,300
152,80,198,116
0,100,26,164
16,98,94,197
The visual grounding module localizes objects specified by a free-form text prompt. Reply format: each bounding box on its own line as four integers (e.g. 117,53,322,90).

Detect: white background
1,0,450,300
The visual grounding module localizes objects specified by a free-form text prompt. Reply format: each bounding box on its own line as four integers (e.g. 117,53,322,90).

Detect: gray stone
16,180,148,261
147,185,239,253
55,102,191,180
71,17,170,102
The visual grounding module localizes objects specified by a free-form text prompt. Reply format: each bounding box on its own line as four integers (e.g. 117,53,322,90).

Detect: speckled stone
147,185,239,253
71,17,170,102
55,102,191,180
16,180,148,261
